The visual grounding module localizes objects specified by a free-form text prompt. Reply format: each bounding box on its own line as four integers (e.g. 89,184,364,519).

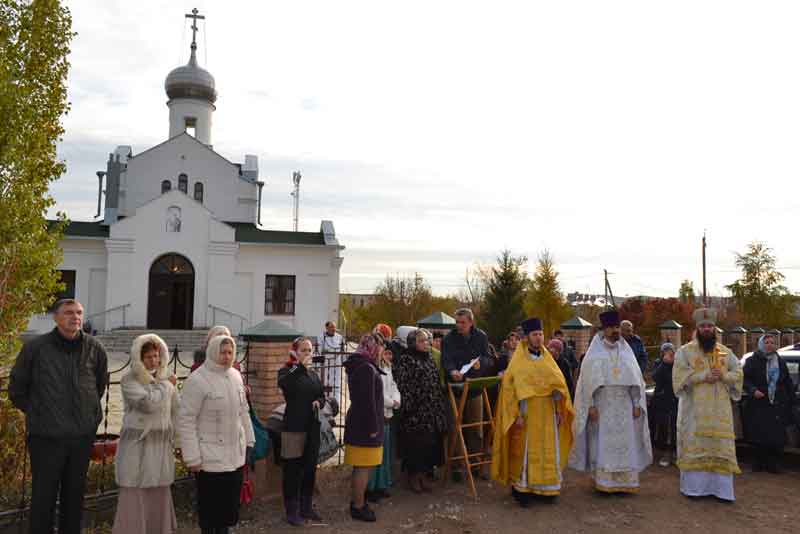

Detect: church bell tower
164,8,216,145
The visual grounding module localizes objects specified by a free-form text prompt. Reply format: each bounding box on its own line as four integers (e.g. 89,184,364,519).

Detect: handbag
240,465,253,505
280,431,307,460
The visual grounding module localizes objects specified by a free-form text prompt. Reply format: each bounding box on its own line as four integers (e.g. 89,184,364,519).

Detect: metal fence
308,342,354,466
0,345,253,533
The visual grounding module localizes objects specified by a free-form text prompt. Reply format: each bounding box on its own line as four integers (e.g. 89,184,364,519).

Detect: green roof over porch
561,316,593,330
416,311,456,329
241,319,304,342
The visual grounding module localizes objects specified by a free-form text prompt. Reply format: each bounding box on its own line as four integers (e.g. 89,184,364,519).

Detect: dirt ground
176,449,796,534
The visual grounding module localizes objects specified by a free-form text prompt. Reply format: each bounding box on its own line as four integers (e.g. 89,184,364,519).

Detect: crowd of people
6,299,798,533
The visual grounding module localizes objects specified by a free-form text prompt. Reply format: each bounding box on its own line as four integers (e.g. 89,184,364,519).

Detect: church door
147,253,195,329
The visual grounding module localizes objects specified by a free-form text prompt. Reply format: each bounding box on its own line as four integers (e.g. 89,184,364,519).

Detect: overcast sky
53,1,800,297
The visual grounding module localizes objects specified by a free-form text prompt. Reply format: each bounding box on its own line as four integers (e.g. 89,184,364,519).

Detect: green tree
525,250,573,339
481,250,528,346
725,241,795,326
0,0,73,362
679,280,695,304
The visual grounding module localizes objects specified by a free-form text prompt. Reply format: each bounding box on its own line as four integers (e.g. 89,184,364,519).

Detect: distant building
341,293,378,309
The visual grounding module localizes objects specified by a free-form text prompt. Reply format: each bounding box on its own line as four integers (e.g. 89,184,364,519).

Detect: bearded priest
491,317,574,507
673,308,742,502
568,310,652,493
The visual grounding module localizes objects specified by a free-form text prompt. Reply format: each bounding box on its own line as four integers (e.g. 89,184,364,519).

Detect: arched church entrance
147,253,195,329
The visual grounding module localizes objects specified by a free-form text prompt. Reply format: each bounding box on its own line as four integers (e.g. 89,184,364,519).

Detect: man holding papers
442,308,491,479
492,317,574,506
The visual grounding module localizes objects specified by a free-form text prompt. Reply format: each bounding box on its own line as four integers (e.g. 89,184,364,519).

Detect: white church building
28,12,343,336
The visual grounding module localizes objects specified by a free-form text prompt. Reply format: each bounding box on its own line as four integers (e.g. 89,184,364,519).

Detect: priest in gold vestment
673,308,742,502
492,318,574,507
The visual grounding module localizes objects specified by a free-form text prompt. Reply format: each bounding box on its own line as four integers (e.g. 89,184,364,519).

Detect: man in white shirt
317,321,344,401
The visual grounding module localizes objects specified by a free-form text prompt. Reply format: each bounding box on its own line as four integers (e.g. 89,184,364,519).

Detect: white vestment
569,334,652,492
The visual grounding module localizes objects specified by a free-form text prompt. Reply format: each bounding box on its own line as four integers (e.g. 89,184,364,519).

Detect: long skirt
367,423,393,490
401,429,443,474
112,486,177,534
196,468,244,529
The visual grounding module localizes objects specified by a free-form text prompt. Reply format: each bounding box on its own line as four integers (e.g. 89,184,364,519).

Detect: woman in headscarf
178,335,255,534
112,334,179,534
743,333,796,473
277,337,325,526
393,329,449,493
651,342,679,467
365,344,401,503
342,333,385,522
547,338,575,400
192,325,233,372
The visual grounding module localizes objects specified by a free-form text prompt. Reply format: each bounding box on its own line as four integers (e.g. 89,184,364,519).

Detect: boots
300,495,322,521
284,497,304,527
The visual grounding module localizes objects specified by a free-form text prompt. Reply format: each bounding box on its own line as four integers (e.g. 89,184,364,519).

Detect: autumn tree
525,250,573,340
679,280,695,304
725,242,795,327
481,250,528,346
0,0,73,362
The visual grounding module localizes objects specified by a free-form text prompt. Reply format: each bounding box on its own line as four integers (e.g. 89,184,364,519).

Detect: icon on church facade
166,206,181,232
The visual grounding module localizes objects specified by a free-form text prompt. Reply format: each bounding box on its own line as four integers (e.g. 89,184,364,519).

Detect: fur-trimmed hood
128,334,170,385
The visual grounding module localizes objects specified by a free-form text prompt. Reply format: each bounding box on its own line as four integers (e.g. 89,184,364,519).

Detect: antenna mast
291,171,301,232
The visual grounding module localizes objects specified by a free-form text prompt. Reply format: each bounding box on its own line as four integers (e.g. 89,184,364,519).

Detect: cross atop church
186,8,205,50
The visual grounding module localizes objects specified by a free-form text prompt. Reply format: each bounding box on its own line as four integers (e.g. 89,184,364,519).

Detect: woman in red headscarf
342,333,385,522
277,337,325,526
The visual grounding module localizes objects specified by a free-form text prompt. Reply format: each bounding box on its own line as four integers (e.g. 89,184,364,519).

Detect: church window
50,270,76,310
265,275,295,315
194,182,204,203
178,174,188,193
161,180,171,193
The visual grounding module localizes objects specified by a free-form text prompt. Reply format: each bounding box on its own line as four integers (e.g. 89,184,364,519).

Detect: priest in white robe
568,309,652,493
673,307,742,502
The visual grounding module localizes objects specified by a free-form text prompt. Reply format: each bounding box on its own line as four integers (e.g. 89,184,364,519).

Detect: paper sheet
459,357,480,376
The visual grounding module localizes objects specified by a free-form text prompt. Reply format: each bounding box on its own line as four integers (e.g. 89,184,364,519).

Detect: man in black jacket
9,299,108,534
441,308,490,478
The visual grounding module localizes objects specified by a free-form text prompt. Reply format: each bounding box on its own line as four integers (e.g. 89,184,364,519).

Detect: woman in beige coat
178,335,255,534
112,334,179,534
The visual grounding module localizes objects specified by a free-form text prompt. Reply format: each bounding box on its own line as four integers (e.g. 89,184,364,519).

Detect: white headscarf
206,335,237,370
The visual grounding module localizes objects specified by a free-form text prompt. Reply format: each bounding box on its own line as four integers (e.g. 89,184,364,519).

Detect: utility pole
291,171,301,232
702,231,708,307
604,269,616,309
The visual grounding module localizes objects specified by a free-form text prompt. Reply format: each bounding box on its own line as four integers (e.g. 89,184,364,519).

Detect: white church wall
235,245,341,336
120,134,257,224
108,190,236,329
25,238,108,334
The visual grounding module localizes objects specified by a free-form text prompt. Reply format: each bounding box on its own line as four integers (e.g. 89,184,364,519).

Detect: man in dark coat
621,320,649,375
651,342,679,467
743,333,796,473
441,308,490,479
9,299,108,534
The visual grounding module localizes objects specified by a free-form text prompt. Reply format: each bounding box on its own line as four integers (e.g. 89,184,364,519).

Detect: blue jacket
625,335,649,375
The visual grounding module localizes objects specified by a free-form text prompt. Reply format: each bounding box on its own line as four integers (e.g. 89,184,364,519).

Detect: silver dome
164,51,217,103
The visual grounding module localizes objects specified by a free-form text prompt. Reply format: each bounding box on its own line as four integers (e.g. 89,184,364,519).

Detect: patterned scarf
757,335,780,404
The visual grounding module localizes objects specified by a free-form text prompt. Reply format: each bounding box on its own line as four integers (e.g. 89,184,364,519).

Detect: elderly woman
343,333,385,522
278,337,325,526
393,329,449,493
112,334,179,534
743,334,796,473
651,342,679,467
178,335,255,534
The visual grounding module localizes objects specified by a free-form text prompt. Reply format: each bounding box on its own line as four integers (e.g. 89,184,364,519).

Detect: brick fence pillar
748,327,765,353
560,316,594,360
658,320,682,348
781,328,795,348
726,327,747,358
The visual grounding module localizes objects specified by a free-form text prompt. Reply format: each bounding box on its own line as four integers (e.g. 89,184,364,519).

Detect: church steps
94,329,213,354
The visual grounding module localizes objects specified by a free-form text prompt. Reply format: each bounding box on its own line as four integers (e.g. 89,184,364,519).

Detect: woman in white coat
178,335,255,534
112,334,179,534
